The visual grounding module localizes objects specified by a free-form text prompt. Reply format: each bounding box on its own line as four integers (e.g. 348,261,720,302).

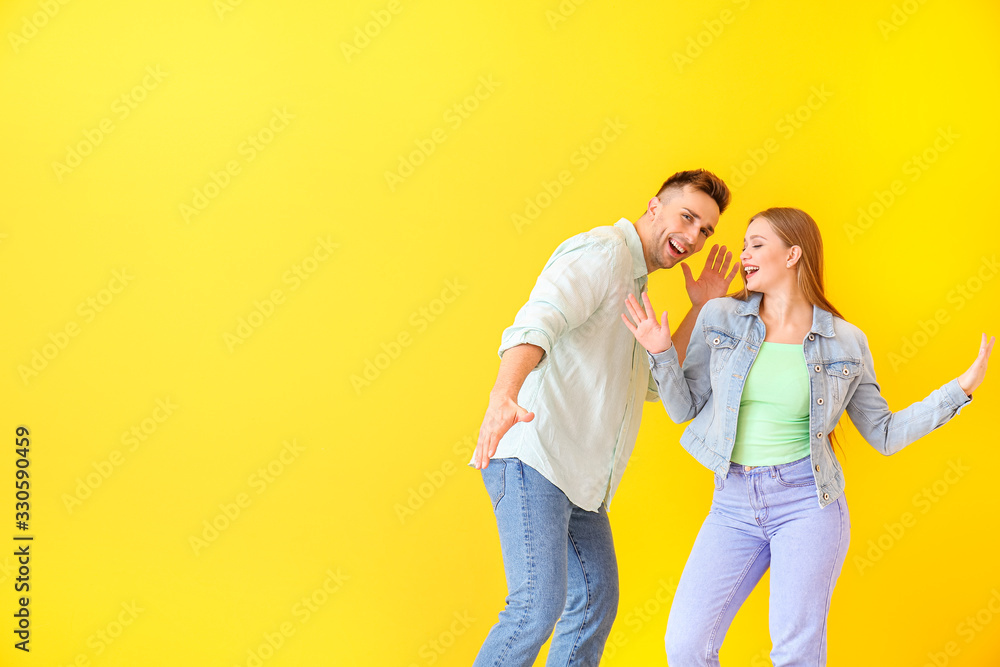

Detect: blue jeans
665,456,850,666
473,458,619,667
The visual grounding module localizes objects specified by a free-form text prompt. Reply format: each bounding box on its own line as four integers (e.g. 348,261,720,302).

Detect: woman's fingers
624,294,642,324
641,292,659,324
621,312,638,336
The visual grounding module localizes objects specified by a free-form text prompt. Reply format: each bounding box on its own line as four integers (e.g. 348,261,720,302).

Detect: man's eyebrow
682,207,701,222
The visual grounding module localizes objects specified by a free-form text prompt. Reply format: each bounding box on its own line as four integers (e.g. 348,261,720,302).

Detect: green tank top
730,342,811,466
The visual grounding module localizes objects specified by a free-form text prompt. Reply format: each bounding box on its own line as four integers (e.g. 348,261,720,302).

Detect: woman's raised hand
957,333,995,397
621,292,673,354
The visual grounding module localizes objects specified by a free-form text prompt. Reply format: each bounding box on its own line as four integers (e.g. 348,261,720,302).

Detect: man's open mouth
667,238,688,257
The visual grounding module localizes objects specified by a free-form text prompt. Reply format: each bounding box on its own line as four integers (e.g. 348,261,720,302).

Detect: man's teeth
669,239,687,254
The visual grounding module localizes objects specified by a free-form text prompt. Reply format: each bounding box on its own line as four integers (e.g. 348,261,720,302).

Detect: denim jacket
648,292,973,508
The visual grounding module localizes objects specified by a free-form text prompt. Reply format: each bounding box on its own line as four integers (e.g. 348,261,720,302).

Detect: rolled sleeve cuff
942,377,973,414
499,328,553,368
647,345,680,370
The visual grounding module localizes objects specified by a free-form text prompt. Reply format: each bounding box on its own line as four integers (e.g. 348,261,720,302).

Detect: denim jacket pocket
705,328,739,379
824,360,861,404
714,472,725,491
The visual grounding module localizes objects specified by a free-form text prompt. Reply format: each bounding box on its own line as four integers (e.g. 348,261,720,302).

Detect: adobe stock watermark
52,66,168,182
512,116,627,234
384,76,500,192
878,0,930,40
55,600,145,667
341,0,403,62
179,107,294,223
672,0,751,73
188,439,305,556
749,647,773,667
546,0,587,30
0,557,14,586
223,235,338,352
844,127,959,243
214,0,249,20
853,459,970,575
234,566,349,667
726,85,833,190
8,0,72,54
887,254,997,371
351,278,467,394
405,611,477,667
395,433,475,523
602,578,678,663
61,397,178,514
18,269,134,385
920,588,1000,667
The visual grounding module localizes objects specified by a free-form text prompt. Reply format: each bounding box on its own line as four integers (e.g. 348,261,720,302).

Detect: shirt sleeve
646,301,715,422
645,370,660,402
499,240,617,369
844,331,972,455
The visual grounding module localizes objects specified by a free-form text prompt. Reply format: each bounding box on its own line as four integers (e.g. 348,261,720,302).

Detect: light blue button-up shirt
480,219,658,512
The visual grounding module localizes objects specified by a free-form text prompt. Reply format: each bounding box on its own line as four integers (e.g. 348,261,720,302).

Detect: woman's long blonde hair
729,207,848,457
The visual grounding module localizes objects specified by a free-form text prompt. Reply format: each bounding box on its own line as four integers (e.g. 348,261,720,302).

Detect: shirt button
823,492,830,501
814,365,821,372
808,334,815,341
817,398,824,405
816,431,823,439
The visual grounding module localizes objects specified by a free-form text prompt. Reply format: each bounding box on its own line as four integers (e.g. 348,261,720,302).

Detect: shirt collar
614,218,648,281
734,291,836,338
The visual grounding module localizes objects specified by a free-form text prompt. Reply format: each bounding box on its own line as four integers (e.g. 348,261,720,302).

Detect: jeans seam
562,526,592,666
705,541,769,661
814,496,847,666
491,461,532,667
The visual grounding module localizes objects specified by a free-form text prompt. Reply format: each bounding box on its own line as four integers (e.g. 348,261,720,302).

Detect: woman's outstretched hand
621,292,673,354
957,333,995,397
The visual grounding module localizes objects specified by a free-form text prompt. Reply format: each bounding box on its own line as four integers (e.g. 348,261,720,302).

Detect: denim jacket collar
733,291,837,338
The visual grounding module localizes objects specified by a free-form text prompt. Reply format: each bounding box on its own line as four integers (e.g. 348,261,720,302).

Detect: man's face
644,185,721,271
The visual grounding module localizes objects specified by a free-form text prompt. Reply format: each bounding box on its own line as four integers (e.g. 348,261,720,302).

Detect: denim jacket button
817,398,824,405
814,365,821,372
808,334,815,341
843,368,850,376
713,337,721,345
816,431,823,439
815,464,820,472
823,492,830,501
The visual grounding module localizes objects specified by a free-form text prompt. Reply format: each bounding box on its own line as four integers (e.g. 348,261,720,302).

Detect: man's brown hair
656,169,731,214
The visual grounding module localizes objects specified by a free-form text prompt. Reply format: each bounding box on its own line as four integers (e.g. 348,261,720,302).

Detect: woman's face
739,217,794,292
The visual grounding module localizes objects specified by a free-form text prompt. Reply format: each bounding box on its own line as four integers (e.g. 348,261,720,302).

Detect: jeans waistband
728,454,810,475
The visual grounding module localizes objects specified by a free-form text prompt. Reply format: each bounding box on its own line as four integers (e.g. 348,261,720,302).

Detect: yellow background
2,0,999,665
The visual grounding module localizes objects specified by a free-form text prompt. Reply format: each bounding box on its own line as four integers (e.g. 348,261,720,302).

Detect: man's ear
647,196,662,218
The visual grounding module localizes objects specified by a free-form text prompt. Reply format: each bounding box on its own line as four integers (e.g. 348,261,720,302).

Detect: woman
621,207,993,666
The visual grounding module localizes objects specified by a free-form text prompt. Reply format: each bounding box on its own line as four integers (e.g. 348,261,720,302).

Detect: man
469,169,738,665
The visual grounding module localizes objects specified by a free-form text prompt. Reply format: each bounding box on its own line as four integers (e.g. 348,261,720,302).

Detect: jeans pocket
483,458,507,510
775,464,814,488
